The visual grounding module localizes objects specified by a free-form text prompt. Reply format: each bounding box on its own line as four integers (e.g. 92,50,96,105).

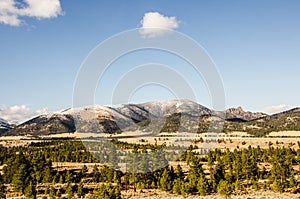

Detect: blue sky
0,0,300,121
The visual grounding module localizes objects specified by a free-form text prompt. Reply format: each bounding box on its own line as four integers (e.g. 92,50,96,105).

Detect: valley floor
6,189,300,199
121,189,300,199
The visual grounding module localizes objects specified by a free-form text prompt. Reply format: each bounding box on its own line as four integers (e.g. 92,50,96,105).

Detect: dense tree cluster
120,145,300,197
89,184,121,199
0,140,300,198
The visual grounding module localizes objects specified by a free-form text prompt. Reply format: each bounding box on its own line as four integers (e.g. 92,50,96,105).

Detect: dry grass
121,189,300,199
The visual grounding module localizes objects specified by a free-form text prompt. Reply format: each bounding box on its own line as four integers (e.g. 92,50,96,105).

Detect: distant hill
0,118,12,134
224,108,300,136
2,99,300,136
7,114,76,136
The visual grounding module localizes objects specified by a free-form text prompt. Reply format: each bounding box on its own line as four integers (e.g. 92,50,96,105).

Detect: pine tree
65,170,72,184
53,172,60,184
89,184,121,199
12,164,28,192
151,181,156,189
49,186,55,199
260,166,268,179
77,180,85,198
0,175,6,199
56,189,62,198
217,180,232,199
172,179,183,195
252,179,259,190
0,182,5,199
186,156,204,193
197,175,210,196
289,173,297,188
24,181,36,199
234,179,241,191
210,162,224,191
175,164,184,180
92,165,100,182
81,165,88,176
42,166,52,183
44,187,49,195
66,183,73,199
160,168,172,191
59,174,64,184
273,179,284,193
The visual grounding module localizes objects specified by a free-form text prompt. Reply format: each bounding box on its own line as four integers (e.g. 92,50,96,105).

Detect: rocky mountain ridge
2,99,299,136
225,106,267,122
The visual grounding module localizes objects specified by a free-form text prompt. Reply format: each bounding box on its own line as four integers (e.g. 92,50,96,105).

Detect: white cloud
263,104,295,115
140,12,179,38
0,0,63,26
0,105,49,123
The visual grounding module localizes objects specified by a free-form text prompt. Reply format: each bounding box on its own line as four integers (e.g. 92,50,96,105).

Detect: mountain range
1,99,299,136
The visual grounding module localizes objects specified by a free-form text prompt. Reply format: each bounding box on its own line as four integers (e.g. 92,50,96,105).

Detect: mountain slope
0,118,12,134
64,99,212,134
224,107,300,135
8,114,76,136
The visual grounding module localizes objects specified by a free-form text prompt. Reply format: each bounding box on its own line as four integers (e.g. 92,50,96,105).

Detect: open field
121,189,300,199
2,131,300,152
7,189,300,199
18,190,300,199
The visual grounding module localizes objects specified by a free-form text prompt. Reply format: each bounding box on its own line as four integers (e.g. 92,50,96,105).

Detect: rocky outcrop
225,106,267,121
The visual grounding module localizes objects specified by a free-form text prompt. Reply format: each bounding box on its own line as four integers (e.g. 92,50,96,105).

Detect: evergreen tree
77,180,85,198
59,174,64,184
252,179,259,190
65,170,72,184
66,183,73,199
217,180,232,199
172,179,183,195
289,172,297,188
273,179,284,193
210,162,225,191
175,164,184,180
53,172,60,184
92,165,100,182
186,156,204,193
56,189,62,198
12,164,28,192
89,184,121,199
197,175,210,196
42,166,52,183
81,165,88,176
0,182,5,199
49,186,56,199
24,181,36,199
160,168,172,191
234,179,241,191
0,175,6,199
